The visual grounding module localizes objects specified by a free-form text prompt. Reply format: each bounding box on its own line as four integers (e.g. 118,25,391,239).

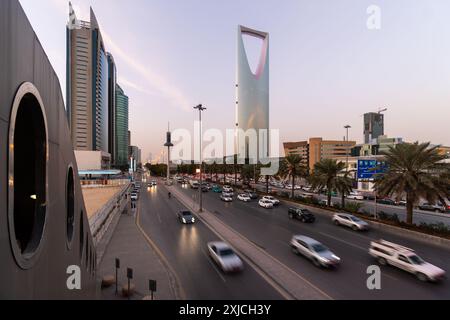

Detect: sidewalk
98,210,176,300
167,184,330,300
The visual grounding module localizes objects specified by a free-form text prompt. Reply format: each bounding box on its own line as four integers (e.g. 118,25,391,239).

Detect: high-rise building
66,6,109,153
236,25,269,162
107,53,117,163
364,112,384,144
115,84,129,167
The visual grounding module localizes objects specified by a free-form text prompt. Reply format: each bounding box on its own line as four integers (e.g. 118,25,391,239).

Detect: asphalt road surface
137,184,284,300
175,183,450,300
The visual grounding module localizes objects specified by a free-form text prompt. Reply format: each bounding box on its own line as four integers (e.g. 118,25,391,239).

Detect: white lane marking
318,232,367,251
202,249,227,283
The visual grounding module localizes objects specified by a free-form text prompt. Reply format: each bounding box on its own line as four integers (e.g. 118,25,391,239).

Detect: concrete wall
0,0,97,299
75,150,111,171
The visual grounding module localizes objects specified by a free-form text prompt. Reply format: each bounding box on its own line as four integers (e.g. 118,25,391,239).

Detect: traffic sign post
149,280,157,300
115,258,120,295
127,268,133,300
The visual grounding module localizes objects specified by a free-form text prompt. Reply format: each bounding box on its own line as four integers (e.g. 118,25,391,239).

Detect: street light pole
344,125,351,172
194,104,206,212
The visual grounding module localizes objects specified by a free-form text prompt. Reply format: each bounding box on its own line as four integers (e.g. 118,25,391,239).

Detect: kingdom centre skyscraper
235,25,270,162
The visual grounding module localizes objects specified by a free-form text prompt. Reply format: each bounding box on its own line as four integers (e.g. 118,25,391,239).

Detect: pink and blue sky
20,0,450,161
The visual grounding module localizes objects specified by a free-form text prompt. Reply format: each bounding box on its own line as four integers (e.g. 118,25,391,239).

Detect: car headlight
332,255,340,261
192,218,195,222
182,218,187,223
320,257,330,263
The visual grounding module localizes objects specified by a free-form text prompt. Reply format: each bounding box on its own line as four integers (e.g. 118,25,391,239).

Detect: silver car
332,213,369,231
207,242,244,273
290,235,341,268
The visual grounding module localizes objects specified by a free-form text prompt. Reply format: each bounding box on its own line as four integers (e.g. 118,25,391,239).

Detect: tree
335,170,353,208
309,159,350,207
278,155,308,199
374,142,450,225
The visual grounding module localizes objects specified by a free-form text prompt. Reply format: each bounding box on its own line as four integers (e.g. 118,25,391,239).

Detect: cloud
118,77,160,97
50,0,191,111
102,30,192,112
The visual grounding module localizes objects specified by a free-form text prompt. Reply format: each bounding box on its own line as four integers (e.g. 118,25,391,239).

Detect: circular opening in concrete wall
66,166,75,246
8,82,48,269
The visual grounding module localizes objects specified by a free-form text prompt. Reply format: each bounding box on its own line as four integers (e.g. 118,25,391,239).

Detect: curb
135,199,186,300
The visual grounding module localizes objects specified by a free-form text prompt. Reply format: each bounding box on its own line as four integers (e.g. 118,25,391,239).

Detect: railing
88,183,131,246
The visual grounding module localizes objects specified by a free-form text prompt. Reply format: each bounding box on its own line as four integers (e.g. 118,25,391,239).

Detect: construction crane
360,107,388,117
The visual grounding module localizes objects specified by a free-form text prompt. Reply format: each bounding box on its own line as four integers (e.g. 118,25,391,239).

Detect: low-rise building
75,150,111,171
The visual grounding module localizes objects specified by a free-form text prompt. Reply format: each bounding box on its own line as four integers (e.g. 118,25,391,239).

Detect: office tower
364,112,385,144
107,53,117,163
309,138,356,172
235,25,269,162
66,6,109,152
115,84,129,167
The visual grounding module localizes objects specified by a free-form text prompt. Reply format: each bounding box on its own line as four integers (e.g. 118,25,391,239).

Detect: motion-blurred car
377,198,396,206
290,235,341,268
347,192,364,200
212,185,222,193
177,211,196,224
418,202,448,213
244,189,259,199
288,208,316,223
207,242,244,273
237,194,251,202
220,194,233,202
332,213,369,231
262,196,280,206
130,193,138,201
259,199,274,209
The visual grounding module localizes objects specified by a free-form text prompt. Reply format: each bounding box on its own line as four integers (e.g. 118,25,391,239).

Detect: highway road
175,182,450,300
136,184,284,300
252,183,450,227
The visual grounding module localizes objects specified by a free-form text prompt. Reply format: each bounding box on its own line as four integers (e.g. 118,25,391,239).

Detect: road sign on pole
149,280,157,300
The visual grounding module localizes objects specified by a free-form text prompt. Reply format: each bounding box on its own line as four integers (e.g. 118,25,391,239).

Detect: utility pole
194,104,206,212
164,123,173,184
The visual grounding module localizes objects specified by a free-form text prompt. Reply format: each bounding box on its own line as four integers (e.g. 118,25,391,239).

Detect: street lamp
194,104,206,212
344,125,351,171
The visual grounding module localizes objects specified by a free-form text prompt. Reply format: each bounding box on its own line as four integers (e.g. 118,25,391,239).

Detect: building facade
309,138,356,171
115,84,129,167
236,25,269,162
107,53,117,163
364,112,385,144
283,141,309,166
67,7,109,153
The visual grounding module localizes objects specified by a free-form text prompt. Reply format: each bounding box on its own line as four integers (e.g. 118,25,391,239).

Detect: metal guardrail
88,183,131,246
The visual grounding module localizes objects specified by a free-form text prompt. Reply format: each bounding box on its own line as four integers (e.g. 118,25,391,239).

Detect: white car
223,186,234,194
369,240,446,282
290,235,341,268
332,213,369,231
262,196,280,206
207,242,244,273
347,192,364,200
237,194,251,202
220,194,233,202
259,199,274,209
130,193,138,201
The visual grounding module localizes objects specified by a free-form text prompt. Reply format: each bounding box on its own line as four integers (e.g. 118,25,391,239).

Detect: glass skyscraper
115,84,129,167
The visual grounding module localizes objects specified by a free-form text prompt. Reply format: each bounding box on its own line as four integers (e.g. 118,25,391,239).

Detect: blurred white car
332,213,369,231
207,242,244,273
220,194,233,202
347,191,364,200
259,199,274,209
262,196,280,205
237,194,251,202
369,240,446,282
290,235,341,268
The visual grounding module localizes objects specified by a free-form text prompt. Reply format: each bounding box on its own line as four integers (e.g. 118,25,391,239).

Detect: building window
66,166,75,246
8,83,48,269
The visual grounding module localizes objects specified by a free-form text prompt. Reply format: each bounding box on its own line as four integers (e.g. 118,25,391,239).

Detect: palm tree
309,159,350,207
335,170,354,208
279,155,308,199
374,142,450,225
